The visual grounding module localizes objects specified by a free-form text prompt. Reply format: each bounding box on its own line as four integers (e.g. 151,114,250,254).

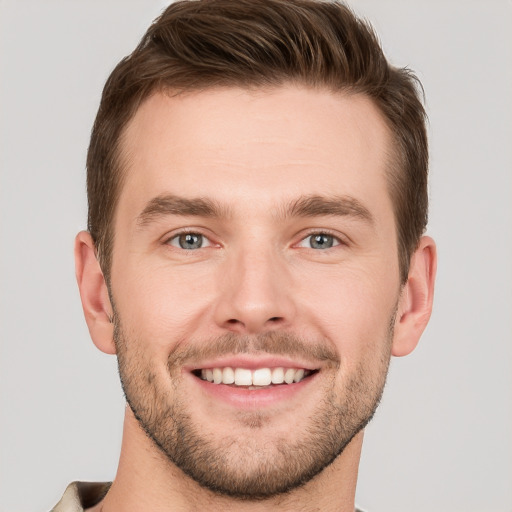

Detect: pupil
179,233,202,249
311,234,333,249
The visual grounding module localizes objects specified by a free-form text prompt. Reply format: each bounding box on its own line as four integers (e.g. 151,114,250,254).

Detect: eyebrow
283,194,374,225
136,193,374,226
137,195,231,226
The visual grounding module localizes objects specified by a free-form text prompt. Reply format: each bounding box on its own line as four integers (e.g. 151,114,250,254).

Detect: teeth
213,368,223,384
200,367,311,386
293,369,305,383
253,368,272,386
222,367,235,384
271,367,284,384
284,368,296,384
234,368,252,386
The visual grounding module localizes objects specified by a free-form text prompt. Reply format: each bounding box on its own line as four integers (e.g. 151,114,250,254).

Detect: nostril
223,316,285,331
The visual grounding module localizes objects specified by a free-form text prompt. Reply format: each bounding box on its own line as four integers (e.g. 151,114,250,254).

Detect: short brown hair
87,0,428,284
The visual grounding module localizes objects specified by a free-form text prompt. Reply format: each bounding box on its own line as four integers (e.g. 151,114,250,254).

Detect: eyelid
163,228,218,248
160,227,348,249
294,229,347,248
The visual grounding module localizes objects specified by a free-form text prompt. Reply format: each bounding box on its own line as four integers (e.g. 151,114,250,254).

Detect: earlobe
74,231,116,355
392,236,437,357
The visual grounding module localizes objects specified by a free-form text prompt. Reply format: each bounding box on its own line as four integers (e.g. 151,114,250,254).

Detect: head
87,0,428,287
76,0,436,502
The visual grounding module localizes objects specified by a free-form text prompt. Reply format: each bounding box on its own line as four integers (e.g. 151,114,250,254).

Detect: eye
298,233,340,250
167,232,212,250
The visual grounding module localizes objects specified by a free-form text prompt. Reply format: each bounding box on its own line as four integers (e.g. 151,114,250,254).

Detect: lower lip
188,372,318,409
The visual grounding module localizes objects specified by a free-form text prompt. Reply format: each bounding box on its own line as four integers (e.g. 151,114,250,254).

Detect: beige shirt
51,481,366,511
51,482,111,512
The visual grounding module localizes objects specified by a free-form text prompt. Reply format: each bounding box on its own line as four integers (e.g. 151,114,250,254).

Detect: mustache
168,331,340,368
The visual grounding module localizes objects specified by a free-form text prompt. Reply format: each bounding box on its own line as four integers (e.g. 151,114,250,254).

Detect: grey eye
181,233,202,249
308,234,336,249
169,233,208,250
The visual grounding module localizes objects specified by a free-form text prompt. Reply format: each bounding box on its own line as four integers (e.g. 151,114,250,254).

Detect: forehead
118,86,394,221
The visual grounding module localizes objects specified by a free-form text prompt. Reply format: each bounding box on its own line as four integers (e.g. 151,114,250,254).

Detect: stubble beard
114,320,394,500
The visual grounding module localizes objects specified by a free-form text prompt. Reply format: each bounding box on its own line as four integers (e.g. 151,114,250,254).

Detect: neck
97,406,362,512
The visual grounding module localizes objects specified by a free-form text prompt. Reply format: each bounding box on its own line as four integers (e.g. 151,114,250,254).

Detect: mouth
192,366,318,389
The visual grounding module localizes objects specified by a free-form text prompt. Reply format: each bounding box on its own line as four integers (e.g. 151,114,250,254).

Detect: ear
74,231,116,355
392,236,437,357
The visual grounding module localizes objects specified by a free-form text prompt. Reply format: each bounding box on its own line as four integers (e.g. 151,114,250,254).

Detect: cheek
298,263,398,361
111,259,216,350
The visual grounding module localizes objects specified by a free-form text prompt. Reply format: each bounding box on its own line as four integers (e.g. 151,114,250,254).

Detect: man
53,0,436,510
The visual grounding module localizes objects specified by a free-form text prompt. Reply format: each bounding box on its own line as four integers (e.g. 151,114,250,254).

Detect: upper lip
184,355,322,372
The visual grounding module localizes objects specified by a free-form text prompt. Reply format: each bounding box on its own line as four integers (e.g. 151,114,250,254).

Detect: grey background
1,1,511,511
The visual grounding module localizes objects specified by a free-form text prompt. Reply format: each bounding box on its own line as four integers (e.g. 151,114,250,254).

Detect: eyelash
296,231,344,250
165,229,214,250
164,229,346,251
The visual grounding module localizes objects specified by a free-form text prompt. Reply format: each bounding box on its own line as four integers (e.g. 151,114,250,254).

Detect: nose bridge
214,238,294,333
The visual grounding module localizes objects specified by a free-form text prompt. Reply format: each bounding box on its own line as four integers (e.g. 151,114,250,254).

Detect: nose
213,245,296,334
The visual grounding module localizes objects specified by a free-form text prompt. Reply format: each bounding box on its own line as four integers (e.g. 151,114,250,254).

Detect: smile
196,367,315,387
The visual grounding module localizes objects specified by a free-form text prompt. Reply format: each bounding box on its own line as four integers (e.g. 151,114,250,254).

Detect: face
110,86,401,498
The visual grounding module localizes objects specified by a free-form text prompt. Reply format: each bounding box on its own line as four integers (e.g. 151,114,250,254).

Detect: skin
75,85,436,511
